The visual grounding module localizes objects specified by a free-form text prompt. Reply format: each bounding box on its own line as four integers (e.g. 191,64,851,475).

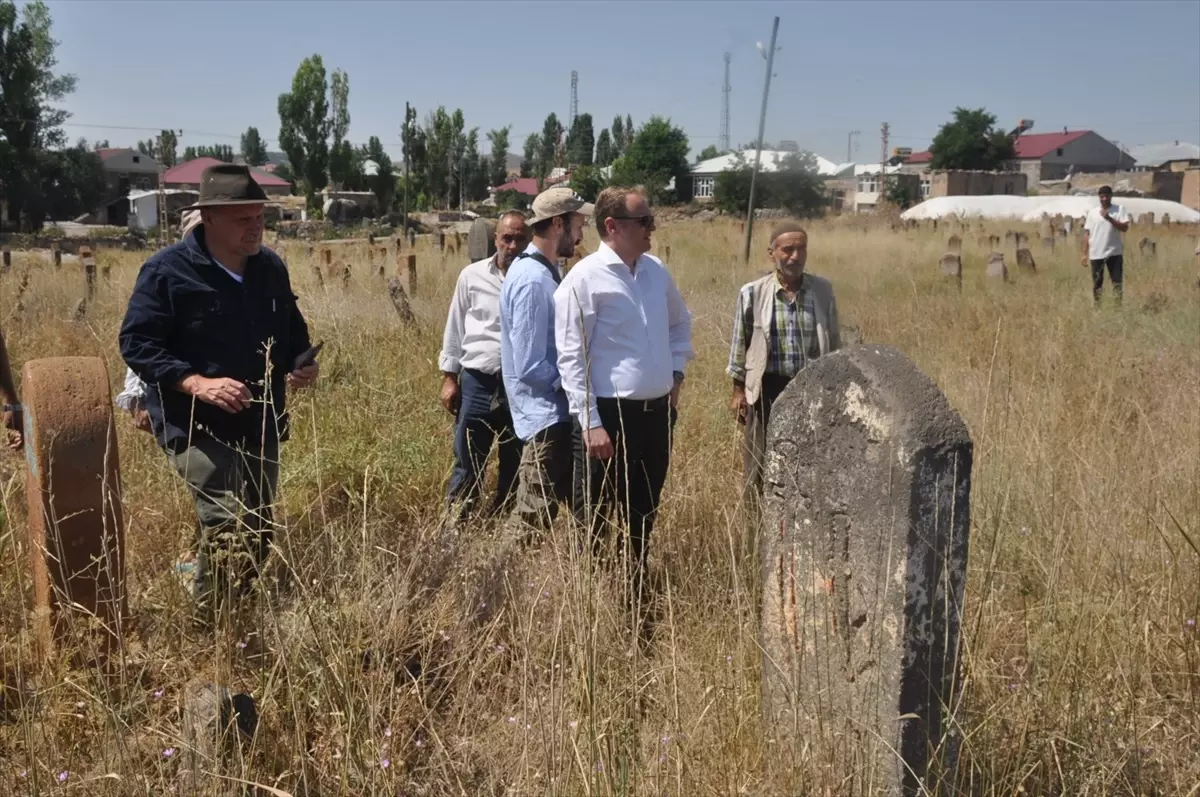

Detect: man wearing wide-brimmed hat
119,163,318,627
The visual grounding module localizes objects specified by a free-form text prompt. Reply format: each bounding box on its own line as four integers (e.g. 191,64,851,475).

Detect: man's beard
557,235,576,258
777,262,804,281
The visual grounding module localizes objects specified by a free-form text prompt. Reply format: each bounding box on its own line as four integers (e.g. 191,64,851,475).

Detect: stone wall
927,170,1028,198
1066,170,1184,202
1179,168,1199,211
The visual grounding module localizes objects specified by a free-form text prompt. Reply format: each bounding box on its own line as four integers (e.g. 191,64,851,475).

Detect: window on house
920,181,930,198
1056,148,1063,156
137,177,151,190
694,176,715,198
132,155,140,164
858,177,877,194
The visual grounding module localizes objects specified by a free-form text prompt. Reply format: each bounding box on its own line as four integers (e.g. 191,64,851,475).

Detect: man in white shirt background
554,185,693,596
439,211,530,523
1081,185,1131,306
501,188,591,532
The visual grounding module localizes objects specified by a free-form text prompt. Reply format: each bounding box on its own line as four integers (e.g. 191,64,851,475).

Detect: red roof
493,177,538,196
1011,130,1090,158
904,130,1093,165
163,157,291,187
96,147,134,161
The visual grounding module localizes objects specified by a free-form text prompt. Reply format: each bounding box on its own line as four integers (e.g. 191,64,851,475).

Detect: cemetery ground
0,217,1198,795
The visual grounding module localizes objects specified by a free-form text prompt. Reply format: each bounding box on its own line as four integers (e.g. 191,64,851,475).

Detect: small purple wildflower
153,688,164,699
1185,618,1196,630
415,738,424,748
237,640,247,650
569,720,578,729
162,747,176,759
18,769,26,778
57,771,69,783
1007,683,1020,692
384,726,392,738
381,758,390,769
507,716,517,724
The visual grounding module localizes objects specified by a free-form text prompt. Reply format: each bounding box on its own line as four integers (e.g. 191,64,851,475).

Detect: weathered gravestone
946,234,962,253
22,357,126,664
386,277,416,325
179,681,258,795
1,246,10,272
1015,247,1036,273
760,345,972,795
467,217,496,262
938,253,962,291
986,251,1008,281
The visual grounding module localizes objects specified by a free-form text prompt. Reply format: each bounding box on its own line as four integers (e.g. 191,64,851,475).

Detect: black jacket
118,228,311,451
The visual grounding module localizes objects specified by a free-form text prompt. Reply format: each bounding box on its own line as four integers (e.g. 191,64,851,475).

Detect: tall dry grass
0,216,1198,795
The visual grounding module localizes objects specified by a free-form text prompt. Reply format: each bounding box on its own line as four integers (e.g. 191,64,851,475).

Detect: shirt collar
597,241,642,271
773,270,807,295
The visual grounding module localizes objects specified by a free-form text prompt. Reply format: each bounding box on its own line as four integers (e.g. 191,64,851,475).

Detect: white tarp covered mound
901,195,1200,224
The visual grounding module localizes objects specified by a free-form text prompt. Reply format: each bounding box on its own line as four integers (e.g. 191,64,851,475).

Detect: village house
902,130,1134,184
163,157,291,197
1127,141,1200,172
687,148,853,203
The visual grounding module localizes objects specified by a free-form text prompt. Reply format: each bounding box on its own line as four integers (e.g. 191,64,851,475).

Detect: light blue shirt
500,244,570,441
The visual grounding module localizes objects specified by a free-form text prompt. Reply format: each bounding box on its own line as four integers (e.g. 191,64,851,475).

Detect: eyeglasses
614,215,655,229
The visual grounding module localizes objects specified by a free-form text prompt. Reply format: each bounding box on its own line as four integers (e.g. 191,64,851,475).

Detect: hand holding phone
294,341,324,370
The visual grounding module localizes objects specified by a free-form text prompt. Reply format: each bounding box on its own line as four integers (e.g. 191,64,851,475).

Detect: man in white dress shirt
554,185,693,591
439,210,529,521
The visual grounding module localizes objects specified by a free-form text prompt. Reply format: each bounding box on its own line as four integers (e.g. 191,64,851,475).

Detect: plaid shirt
727,274,820,381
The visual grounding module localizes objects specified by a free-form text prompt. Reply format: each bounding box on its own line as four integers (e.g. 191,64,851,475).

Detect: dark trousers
573,396,676,582
742,374,793,502
508,420,576,531
1090,255,1124,303
447,369,522,519
167,434,278,625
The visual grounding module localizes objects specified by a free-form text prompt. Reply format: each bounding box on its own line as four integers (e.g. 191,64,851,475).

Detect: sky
42,0,1200,164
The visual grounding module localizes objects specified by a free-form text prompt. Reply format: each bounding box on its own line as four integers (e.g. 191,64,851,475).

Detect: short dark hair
769,222,807,246
497,210,527,228
1098,185,1113,195
595,185,646,240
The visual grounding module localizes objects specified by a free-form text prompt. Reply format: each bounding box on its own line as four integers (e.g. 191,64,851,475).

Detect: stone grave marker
986,252,1008,281
760,344,972,795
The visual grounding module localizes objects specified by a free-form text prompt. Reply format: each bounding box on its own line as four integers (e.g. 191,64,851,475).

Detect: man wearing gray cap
500,187,592,531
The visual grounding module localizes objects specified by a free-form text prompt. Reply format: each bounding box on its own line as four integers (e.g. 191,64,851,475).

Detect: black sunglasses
614,215,655,229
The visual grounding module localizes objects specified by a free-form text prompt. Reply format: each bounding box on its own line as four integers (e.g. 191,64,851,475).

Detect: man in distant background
1081,186,1131,305
439,211,529,523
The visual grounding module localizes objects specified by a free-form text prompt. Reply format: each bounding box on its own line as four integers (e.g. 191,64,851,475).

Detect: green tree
183,144,234,162
90,138,109,149
157,129,177,166
274,160,294,183
594,128,613,167
328,67,354,188
240,126,268,166
487,126,510,187
39,141,106,220
929,107,1015,171
538,112,562,180
566,112,594,167
278,53,331,204
623,114,634,150
697,144,720,162
609,115,689,204
364,135,395,213
714,151,825,217
610,115,624,158
568,164,604,202
423,106,466,208
400,104,428,208
520,133,538,178
884,179,920,210
0,0,78,229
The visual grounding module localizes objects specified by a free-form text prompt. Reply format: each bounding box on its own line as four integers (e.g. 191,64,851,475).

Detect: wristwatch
673,371,685,386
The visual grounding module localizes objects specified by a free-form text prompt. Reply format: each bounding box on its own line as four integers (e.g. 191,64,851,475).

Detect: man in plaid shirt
728,224,840,511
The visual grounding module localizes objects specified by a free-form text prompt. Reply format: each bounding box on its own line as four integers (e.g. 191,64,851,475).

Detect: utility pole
720,52,732,153
402,101,410,236
847,130,860,164
742,16,780,264
880,122,890,198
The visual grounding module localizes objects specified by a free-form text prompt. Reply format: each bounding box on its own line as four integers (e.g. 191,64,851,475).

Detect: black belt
599,394,670,413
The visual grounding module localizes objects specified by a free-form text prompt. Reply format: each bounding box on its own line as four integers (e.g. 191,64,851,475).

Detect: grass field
1,216,1198,795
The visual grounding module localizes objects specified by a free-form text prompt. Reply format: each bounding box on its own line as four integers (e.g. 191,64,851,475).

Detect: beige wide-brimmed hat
180,163,268,211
